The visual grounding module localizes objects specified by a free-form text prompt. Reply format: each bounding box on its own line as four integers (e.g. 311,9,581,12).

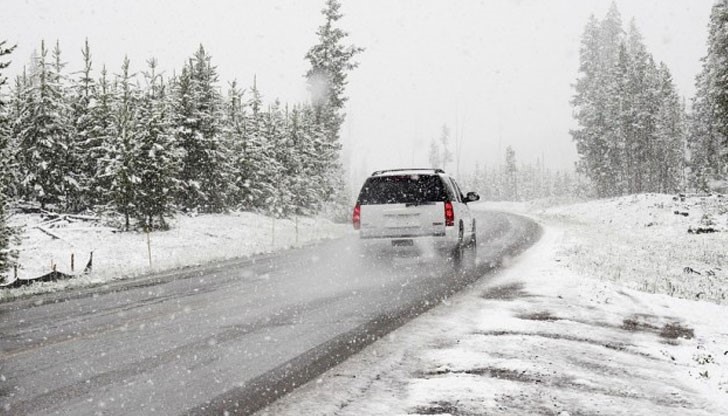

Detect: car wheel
451,221,465,263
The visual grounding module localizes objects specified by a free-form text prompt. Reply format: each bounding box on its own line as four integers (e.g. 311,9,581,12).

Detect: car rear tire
450,221,465,264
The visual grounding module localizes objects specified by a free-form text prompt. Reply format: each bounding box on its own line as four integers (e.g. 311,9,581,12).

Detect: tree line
689,0,728,191
572,2,728,198
0,0,361,277
425,121,589,202
460,146,591,202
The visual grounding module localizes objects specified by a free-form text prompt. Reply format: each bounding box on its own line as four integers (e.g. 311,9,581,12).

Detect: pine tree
102,57,140,230
0,40,18,278
305,0,363,139
597,5,625,196
654,63,686,192
572,3,687,196
287,104,320,214
708,0,728,170
572,4,634,197
234,78,278,210
173,46,231,212
16,40,73,209
304,0,363,219
171,63,195,207
625,22,661,193
300,103,332,213
135,58,182,229
223,80,247,208
688,68,718,191
3,70,30,201
0,41,14,113
71,39,96,210
87,66,115,206
571,14,615,197
689,0,728,190
263,100,292,217
0,42,17,196
599,3,623,69
52,41,81,211
305,101,346,218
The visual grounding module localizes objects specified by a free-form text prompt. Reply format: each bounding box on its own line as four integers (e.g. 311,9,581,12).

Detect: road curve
0,210,540,415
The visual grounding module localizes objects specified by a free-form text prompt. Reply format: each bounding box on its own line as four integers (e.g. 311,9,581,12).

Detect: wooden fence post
271,217,275,247
146,228,152,268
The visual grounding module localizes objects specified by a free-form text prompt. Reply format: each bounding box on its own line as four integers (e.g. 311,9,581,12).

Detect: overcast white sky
2,0,715,185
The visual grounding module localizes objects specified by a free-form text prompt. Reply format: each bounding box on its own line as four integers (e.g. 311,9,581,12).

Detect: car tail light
444,201,454,226
352,203,361,230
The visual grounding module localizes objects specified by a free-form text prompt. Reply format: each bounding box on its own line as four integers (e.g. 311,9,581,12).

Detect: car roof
370,168,446,177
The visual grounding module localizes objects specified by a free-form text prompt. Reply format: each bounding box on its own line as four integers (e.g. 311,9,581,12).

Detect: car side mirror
465,192,480,203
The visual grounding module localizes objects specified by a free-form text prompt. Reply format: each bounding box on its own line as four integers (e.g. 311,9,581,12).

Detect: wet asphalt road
0,210,540,415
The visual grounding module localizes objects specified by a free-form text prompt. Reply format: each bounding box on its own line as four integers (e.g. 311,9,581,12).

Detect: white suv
352,168,480,258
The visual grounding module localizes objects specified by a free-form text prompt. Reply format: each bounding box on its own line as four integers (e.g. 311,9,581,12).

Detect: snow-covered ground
259,195,728,415
0,212,347,301
496,193,728,305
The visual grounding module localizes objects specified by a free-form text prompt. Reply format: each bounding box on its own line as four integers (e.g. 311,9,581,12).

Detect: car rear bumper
358,231,459,253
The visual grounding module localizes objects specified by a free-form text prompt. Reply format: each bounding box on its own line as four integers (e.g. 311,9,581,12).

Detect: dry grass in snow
535,193,728,305
1,211,347,302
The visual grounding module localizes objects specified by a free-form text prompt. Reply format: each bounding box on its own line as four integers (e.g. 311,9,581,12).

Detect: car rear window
357,175,447,205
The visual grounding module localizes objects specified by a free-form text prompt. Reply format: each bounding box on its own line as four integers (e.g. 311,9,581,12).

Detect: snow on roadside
259,199,728,415
530,193,728,305
0,212,347,301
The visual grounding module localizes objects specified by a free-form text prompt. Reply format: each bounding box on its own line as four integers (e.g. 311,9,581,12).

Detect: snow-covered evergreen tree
625,22,662,193
86,66,115,206
654,63,687,192
263,100,292,217
101,57,140,230
286,104,320,214
0,25,360,231
70,39,96,210
689,0,728,191
51,41,82,210
234,78,279,210
0,42,17,197
173,46,231,212
571,14,616,197
16,40,73,209
305,0,363,138
135,58,182,229
596,5,626,196
2,71,29,201
0,40,18,278
303,101,345,218
223,80,248,207
305,0,363,220
709,2,728,141
299,103,334,214
572,3,687,197
688,71,719,191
